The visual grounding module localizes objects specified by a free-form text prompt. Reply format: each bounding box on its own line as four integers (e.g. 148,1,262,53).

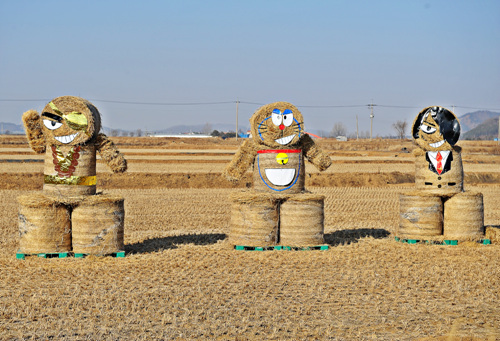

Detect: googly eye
420,124,436,134
271,111,282,126
43,119,63,130
282,109,294,127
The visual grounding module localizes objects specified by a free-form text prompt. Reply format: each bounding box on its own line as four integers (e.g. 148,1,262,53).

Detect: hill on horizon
462,116,499,140
458,110,499,133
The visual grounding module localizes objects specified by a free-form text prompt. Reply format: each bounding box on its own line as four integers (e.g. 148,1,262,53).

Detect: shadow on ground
126,233,227,254
324,228,391,247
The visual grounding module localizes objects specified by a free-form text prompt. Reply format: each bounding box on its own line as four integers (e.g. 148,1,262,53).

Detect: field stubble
0,136,499,340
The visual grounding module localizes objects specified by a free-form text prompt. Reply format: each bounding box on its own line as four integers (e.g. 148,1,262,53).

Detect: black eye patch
41,112,63,123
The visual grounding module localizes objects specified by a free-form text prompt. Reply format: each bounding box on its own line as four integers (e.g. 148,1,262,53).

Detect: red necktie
436,152,443,174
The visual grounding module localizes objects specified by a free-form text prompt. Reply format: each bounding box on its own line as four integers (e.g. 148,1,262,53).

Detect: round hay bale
279,193,325,246
414,147,463,196
398,191,443,238
229,190,279,246
43,145,97,198
17,193,71,253
485,226,500,244
253,149,305,194
443,191,484,240
71,194,124,255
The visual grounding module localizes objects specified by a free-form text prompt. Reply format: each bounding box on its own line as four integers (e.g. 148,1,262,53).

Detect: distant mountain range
0,122,24,134
2,111,498,139
458,111,499,133
462,116,499,140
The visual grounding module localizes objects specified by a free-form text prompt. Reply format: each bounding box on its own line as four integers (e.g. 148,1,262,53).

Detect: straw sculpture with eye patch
18,96,127,256
397,106,485,242
223,101,332,247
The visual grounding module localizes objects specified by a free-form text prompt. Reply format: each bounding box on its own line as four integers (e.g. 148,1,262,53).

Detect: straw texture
71,194,125,255
443,191,484,240
279,194,325,246
43,145,97,198
252,150,305,193
229,190,279,246
17,193,71,253
398,191,443,238
414,147,464,196
21,110,46,154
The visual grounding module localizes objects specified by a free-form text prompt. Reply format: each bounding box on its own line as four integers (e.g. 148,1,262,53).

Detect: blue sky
1,0,499,136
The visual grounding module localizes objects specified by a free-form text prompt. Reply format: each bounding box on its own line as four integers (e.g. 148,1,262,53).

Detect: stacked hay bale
18,96,127,256
224,102,332,247
397,106,484,242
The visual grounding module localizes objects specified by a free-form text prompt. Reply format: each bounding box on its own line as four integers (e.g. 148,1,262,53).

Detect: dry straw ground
0,136,499,340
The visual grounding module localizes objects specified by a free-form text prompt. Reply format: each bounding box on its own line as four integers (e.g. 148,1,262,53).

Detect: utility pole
235,100,239,141
369,100,375,140
356,115,359,140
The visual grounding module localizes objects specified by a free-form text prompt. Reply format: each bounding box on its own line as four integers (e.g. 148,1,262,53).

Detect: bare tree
129,131,135,137
202,123,213,135
136,129,142,137
330,122,347,138
392,120,408,139
110,129,118,137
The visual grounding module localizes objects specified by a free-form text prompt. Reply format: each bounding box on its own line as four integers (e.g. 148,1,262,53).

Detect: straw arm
22,110,46,154
95,133,127,173
223,139,258,182
300,134,332,171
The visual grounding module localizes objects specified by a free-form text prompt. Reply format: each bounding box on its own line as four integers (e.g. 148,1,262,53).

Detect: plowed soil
0,135,499,340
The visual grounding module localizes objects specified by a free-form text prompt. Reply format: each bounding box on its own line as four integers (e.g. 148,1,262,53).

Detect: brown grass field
0,135,499,340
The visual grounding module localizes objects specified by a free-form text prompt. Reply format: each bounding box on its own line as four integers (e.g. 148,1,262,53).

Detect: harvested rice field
0,135,499,340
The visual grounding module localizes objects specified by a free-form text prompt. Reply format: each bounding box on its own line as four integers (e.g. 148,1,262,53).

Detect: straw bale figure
223,101,332,247
398,106,484,241
18,96,127,255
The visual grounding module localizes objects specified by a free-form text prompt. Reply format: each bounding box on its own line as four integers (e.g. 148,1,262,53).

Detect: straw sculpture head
40,96,101,146
250,102,304,148
412,106,460,151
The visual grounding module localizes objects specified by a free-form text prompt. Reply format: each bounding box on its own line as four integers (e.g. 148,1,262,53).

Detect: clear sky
1,0,499,136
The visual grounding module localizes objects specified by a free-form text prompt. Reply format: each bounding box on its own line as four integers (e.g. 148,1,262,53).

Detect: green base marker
234,245,329,251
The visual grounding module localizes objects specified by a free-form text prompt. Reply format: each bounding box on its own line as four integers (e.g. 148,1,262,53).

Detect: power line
0,98,499,112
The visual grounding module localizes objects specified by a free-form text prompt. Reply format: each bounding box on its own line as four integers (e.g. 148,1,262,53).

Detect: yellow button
276,152,289,165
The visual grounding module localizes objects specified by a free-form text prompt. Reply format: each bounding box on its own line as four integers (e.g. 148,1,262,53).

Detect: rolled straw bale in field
485,226,500,244
414,147,463,196
229,190,279,246
252,149,305,194
17,193,71,253
443,191,484,240
398,191,443,238
71,194,124,255
43,145,97,198
279,193,325,246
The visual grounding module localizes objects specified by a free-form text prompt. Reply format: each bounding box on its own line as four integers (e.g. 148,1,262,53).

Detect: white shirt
427,150,450,172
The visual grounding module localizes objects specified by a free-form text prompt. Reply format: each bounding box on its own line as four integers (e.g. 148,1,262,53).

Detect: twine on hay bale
398,191,443,239
414,147,463,196
71,194,124,255
252,149,305,194
279,193,325,246
229,190,279,246
17,193,71,253
443,191,484,240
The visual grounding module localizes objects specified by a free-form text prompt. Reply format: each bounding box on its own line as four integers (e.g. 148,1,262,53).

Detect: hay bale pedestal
443,191,484,240
279,194,325,246
229,191,325,247
398,191,443,239
17,193,71,254
71,194,125,255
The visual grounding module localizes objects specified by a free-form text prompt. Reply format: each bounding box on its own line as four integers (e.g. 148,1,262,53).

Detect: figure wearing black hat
397,106,485,242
